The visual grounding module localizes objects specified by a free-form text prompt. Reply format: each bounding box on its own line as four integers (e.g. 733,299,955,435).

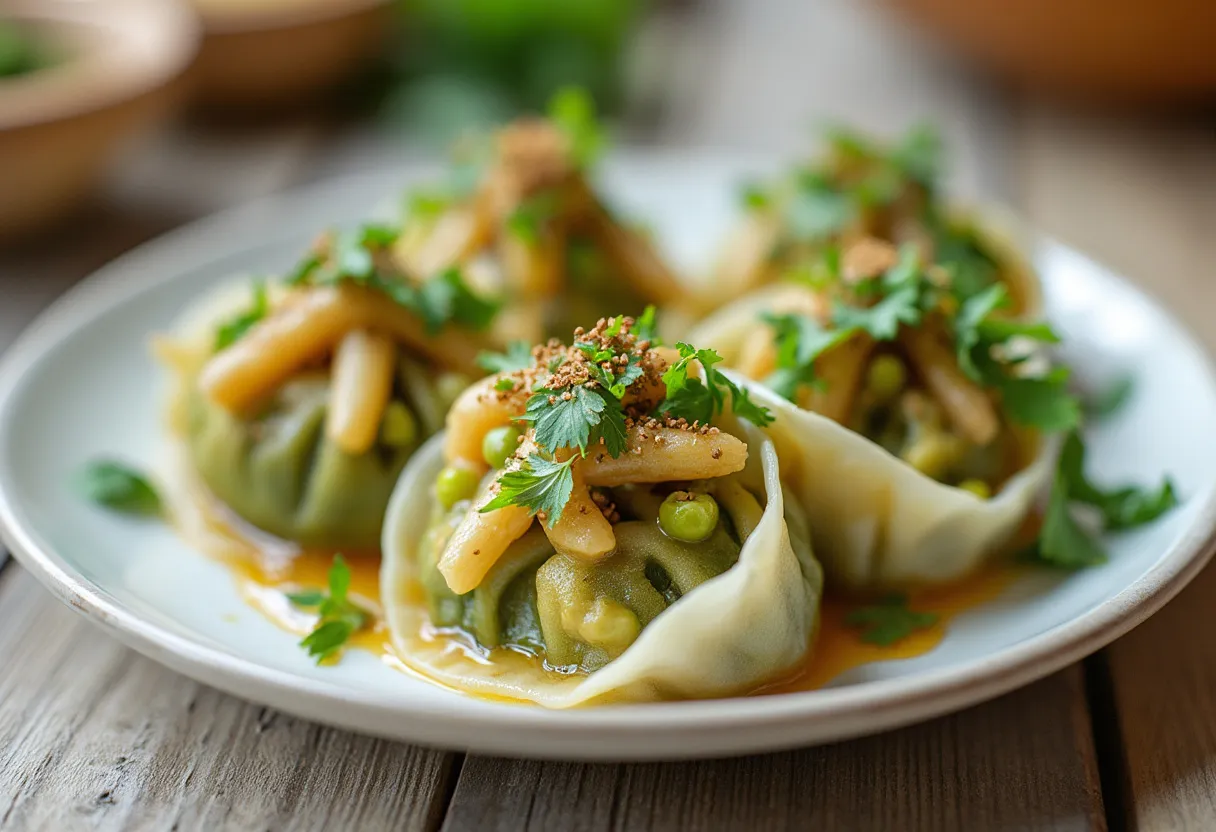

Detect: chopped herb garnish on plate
481,455,577,528
75,461,161,517
478,341,535,374
658,343,774,428
1032,431,1179,568
290,555,369,664
846,595,938,646
547,86,606,170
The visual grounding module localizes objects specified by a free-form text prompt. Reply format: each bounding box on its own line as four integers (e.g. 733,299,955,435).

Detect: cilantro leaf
214,281,270,352
740,182,771,210
784,173,854,242
658,343,774,427
634,305,660,344
890,123,943,190
505,192,560,244
75,460,162,517
477,341,535,374
845,595,938,646
525,386,611,455
1033,432,1179,569
548,86,605,169
1085,376,1134,421
762,313,857,400
995,367,1082,432
832,282,922,341
1057,432,1178,531
415,268,501,333
293,555,368,663
481,454,576,527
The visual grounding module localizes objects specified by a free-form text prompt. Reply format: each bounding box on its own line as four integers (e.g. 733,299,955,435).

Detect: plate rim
1,159,1214,761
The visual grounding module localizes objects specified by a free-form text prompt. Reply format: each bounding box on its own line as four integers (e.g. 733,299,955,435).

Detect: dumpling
711,124,1039,316
689,234,1064,592
380,316,823,706
156,224,506,550
391,90,691,342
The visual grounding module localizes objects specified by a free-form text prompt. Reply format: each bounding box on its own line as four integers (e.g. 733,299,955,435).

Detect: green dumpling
414,477,762,673
187,356,461,550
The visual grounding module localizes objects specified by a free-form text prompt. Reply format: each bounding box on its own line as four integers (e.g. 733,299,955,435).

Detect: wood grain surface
0,0,1214,829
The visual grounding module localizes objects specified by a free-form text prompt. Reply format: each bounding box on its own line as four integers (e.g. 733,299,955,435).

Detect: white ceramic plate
0,154,1213,761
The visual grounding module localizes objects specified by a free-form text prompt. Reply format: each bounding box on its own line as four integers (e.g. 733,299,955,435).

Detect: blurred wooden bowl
0,0,199,243
884,0,1216,103
189,0,392,110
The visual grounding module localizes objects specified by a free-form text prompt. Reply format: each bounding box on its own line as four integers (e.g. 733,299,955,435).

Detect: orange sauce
198,498,1041,693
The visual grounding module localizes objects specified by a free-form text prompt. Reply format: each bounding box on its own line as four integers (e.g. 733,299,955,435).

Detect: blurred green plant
0,20,52,79
381,0,645,145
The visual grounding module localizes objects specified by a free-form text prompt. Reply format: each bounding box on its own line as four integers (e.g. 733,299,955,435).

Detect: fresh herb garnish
291,555,369,664
477,341,535,374
658,343,774,427
784,172,855,243
634,305,660,344
506,192,560,243
1085,376,1135,421
75,461,161,517
1033,431,1178,568
214,281,270,352
762,314,858,400
846,595,938,646
524,384,628,457
288,224,499,334
481,454,577,528
548,86,605,170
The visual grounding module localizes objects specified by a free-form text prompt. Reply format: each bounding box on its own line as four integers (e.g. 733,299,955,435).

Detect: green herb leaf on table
75,461,161,517
481,454,577,528
293,555,369,664
846,595,938,646
548,86,606,170
214,281,270,352
478,341,535,374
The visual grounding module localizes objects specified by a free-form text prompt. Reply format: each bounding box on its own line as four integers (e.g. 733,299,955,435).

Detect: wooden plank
1017,101,1216,829
0,565,458,831
445,669,1104,832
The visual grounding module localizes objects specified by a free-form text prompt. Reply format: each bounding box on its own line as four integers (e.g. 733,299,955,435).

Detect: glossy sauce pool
202,508,1030,695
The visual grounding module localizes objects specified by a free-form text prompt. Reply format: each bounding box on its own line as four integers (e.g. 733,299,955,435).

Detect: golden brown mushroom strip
326,330,396,455
583,428,747,487
406,201,493,279
499,224,563,297
543,460,615,562
199,286,485,413
898,327,1000,446
443,375,527,471
797,332,875,424
439,492,534,595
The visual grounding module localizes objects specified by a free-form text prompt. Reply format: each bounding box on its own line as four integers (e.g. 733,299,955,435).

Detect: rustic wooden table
2,2,1215,829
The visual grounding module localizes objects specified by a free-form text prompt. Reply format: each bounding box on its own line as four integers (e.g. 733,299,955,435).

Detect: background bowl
0,0,198,242
189,0,392,111
885,0,1216,104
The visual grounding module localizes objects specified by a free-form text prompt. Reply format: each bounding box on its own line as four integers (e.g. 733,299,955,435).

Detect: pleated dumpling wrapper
380,316,823,706
688,237,1064,592
153,222,507,550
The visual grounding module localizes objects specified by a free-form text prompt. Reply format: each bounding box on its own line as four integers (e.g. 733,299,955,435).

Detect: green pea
658,491,719,543
957,478,992,500
867,354,907,401
436,465,479,509
482,426,522,469
379,401,419,448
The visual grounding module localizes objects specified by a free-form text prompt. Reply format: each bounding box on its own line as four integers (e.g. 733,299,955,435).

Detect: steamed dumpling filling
392,90,687,342
380,316,824,705
157,223,505,550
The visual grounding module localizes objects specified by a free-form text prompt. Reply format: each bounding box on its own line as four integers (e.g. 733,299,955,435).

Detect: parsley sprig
289,555,369,664
75,460,161,517
287,224,500,334
658,343,774,428
846,595,938,646
548,86,606,170
1032,432,1178,568
480,314,772,526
